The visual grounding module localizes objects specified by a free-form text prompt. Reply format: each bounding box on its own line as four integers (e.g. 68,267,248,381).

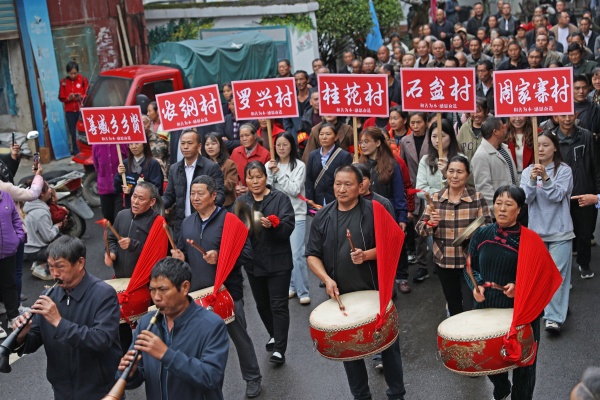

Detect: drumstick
163,223,177,250
103,228,110,259
105,221,122,240
424,192,436,212
333,293,347,317
187,239,207,256
483,282,505,291
346,229,356,252
466,255,481,295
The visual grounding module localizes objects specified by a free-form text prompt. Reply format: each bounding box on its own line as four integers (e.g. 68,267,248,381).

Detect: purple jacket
0,190,25,259
92,144,128,195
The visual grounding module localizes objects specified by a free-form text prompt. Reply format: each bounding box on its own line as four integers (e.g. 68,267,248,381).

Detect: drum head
438,308,513,340
104,278,130,293
310,291,381,330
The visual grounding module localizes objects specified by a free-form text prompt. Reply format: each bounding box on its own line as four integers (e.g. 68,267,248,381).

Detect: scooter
19,170,94,238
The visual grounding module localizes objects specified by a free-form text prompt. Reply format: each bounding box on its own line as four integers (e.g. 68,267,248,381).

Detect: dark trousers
15,242,24,301
119,323,132,356
246,271,291,354
0,254,19,320
227,299,262,382
488,318,541,400
395,241,409,280
570,201,596,269
343,338,406,400
100,193,124,224
24,247,48,263
65,111,80,154
436,265,473,316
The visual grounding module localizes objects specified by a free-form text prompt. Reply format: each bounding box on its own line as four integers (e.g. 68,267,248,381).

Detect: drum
309,290,399,361
437,308,536,376
149,285,235,324
105,278,151,325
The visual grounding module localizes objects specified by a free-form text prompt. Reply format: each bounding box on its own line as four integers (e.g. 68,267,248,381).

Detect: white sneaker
31,260,41,271
288,290,296,299
0,302,5,314
299,297,311,305
0,326,6,339
32,264,53,280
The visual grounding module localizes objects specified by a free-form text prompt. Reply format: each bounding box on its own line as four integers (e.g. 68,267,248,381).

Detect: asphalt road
1,160,598,399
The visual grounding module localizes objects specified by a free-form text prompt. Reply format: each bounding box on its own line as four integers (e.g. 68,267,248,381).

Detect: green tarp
149,31,278,92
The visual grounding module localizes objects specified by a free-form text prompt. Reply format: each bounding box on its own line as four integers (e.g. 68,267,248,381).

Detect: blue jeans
543,240,572,324
289,219,309,298
65,111,80,154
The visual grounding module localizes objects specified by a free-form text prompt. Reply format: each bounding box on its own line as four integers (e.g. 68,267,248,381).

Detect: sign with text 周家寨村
156,84,225,131
318,74,389,117
231,78,299,120
493,67,574,117
400,68,476,113
81,106,146,145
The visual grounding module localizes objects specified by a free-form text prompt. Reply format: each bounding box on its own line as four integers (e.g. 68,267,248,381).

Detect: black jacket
162,156,225,239
113,157,164,208
0,153,19,183
20,272,122,400
556,126,600,196
109,208,160,278
237,189,295,276
300,106,320,136
178,207,252,301
496,56,528,71
575,100,600,135
305,197,378,294
475,81,495,116
215,116,258,153
126,300,229,400
305,145,353,206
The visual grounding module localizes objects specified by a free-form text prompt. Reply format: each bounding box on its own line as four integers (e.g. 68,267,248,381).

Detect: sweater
23,199,60,253
266,160,307,221
521,162,575,242
0,190,24,259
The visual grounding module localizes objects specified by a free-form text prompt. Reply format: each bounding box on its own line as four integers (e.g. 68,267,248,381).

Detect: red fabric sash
502,226,562,366
373,201,405,330
204,213,248,307
118,215,168,323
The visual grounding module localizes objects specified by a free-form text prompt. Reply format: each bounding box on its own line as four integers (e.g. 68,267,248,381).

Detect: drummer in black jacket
236,161,295,365
172,175,263,398
306,165,407,400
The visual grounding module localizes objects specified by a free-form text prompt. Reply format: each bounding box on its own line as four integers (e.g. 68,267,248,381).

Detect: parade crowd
2,0,600,399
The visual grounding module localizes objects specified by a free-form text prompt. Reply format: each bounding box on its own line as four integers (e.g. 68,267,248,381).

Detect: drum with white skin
309,290,399,361
437,308,535,376
105,278,151,325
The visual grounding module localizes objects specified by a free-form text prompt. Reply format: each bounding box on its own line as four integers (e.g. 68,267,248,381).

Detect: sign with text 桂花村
231,78,299,120
400,68,476,113
155,85,225,131
317,74,389,117
81,106,146,145
493,67,574,117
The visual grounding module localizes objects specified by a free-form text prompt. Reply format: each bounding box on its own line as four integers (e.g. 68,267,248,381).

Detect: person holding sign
302,116,354,164
114,142,164,208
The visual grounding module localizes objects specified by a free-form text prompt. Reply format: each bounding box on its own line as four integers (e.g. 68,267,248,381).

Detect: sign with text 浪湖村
81,106,146,144
400,68,476,113
318,74,389,117
493,67,574,117
156,84,225,131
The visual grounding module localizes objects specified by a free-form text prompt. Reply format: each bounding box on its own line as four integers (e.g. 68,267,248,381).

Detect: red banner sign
493,67,574,117
155,84,225,131
231,78,298,120
400,68,476,113
317,74,389,117
81,106,146,144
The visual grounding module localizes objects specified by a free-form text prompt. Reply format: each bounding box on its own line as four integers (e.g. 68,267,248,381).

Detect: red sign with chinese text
400,68,476,113
318,74,389,117
156,84,225,131
493,68,574,117
231,78,299,120
81,106,146,144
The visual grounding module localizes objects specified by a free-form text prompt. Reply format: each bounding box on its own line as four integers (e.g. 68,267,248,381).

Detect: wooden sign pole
532,116,539,165
436,112,443,160
116,144,127,185
352,116,359,163
267,119,275,160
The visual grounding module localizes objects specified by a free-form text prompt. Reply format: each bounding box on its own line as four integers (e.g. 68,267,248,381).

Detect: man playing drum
306,165,407,400
171,175,263,399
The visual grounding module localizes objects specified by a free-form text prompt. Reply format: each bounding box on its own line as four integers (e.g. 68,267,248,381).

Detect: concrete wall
0,39,33,132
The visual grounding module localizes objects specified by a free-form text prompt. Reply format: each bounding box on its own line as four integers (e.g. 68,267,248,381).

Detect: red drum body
105,278,150,325
437,308,536,376
309,290,399,361
149,285,235,324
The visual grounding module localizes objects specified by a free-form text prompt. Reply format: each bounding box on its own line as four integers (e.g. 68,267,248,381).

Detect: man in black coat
162,130,225,240
173,175,263,398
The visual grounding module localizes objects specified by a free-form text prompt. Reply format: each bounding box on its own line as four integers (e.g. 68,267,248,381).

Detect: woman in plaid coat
416,155,492,316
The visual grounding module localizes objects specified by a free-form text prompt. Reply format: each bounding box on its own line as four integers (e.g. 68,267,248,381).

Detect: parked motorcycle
19,170,94,238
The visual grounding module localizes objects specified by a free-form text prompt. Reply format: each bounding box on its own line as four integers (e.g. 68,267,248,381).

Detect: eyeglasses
358,140,373,146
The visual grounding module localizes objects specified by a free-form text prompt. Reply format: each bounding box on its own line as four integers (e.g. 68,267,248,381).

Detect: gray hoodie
521,162,575,242
23,199,59,253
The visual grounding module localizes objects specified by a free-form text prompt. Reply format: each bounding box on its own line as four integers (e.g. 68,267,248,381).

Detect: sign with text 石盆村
231,78,299,120
81,106,146,144
493,67,574,117
155,84,225,131
317,74,389,117
400,68,476,113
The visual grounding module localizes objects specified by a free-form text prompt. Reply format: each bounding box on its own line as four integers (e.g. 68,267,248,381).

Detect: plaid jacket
416,186,492,269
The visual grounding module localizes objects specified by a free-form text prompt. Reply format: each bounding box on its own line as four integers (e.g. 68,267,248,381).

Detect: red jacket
230,144,271,185
58,74,89,112
507,141,534,171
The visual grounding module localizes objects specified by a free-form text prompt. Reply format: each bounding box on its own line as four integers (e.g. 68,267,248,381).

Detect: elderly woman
236,161,295,364
230,124,271,195
416,155,491,315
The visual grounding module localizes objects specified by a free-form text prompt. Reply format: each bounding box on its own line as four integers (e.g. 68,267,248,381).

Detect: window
140,80,175,101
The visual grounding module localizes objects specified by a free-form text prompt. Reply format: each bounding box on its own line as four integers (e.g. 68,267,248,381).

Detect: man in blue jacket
119,257,229,400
